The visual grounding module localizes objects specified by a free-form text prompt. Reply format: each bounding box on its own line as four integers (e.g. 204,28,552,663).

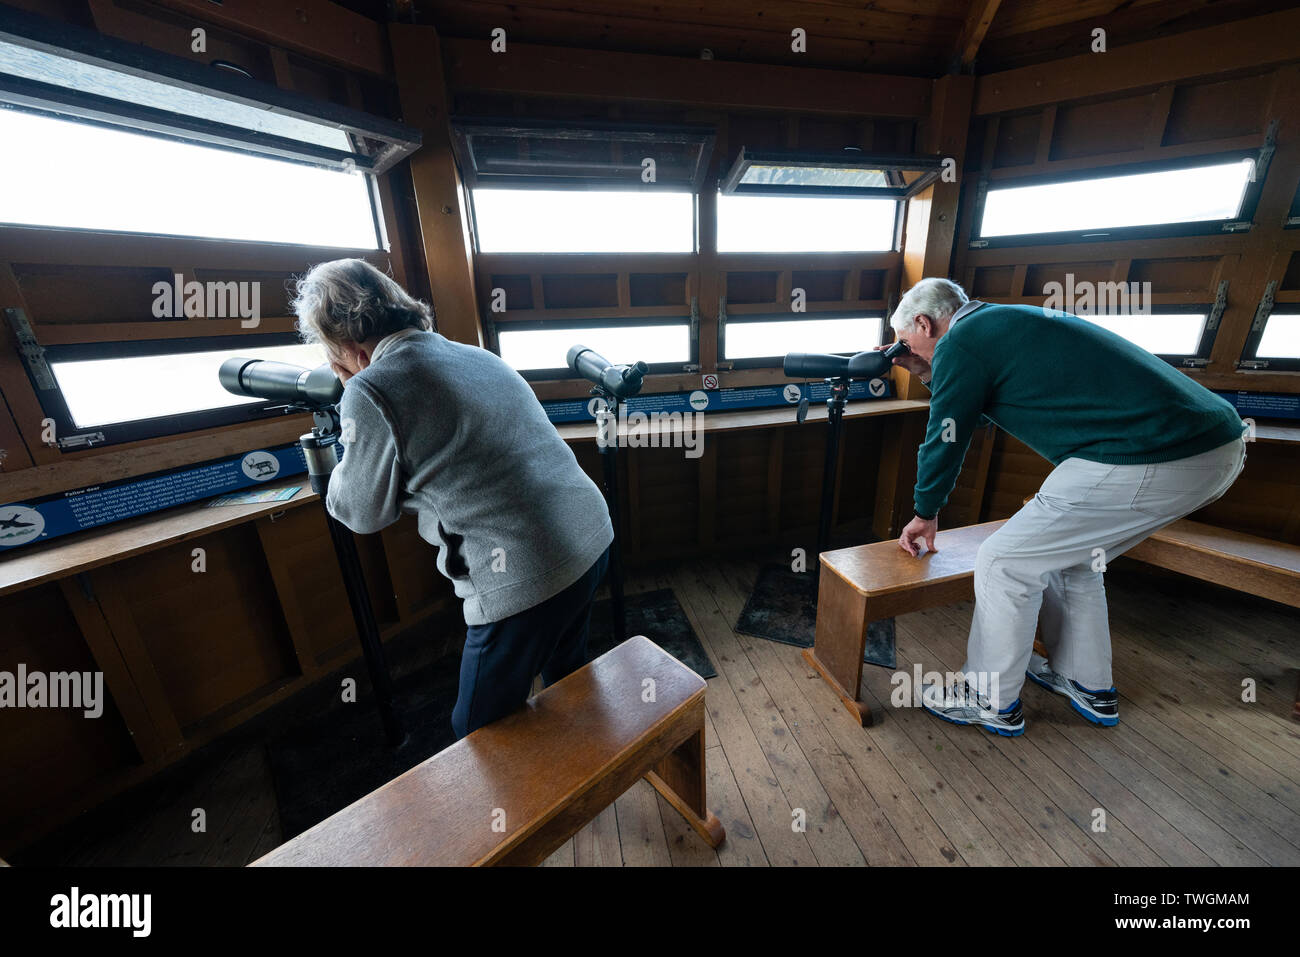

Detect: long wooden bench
252,635,725,866
1125,519,1300,608
809,513,1300,724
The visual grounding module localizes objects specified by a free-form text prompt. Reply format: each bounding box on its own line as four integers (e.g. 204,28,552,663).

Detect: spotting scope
219,357,343,409
783,340,909,380
566,345,648,400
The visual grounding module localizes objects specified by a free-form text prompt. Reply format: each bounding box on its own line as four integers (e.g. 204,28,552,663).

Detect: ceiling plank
974,5,1300,114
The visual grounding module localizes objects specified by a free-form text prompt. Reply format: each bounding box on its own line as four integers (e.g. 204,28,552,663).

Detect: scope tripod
798,375,896,665
592,389,628,646
812,377,852,571
298,407,406,747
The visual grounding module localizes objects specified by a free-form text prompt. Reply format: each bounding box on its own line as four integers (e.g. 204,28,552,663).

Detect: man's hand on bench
899,514,939,557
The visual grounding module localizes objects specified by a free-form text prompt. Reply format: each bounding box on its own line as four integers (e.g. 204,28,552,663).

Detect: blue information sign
0,445,306,552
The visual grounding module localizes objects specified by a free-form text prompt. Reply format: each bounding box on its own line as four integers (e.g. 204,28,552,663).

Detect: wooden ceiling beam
440,39,932,117
975,6,1300,114
953,0,1003,71
135,0,392,76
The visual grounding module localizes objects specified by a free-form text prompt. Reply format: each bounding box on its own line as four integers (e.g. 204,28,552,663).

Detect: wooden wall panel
99,525,297,733
1163,72,1275,145
0,583,140,848
714,430,769,547
0,391,33,473
255,507,361,669
379,514,448,623
834,418,885,534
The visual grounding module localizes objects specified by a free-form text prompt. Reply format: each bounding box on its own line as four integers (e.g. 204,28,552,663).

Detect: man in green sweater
888,278,1246,736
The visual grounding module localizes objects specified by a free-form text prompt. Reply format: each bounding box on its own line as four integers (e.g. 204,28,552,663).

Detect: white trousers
965,435,1247,710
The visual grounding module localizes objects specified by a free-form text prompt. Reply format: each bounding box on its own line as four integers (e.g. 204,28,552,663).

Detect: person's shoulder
950,302,1041,338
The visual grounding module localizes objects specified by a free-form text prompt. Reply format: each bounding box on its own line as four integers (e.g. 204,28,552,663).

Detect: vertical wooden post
388,24,483,347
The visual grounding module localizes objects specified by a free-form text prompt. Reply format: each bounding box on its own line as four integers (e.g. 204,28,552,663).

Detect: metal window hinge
1237,359,1270,370
1254,119,1279,184
58,432,106,449
1221,221,1252,232
1251,279,1278,333
968,239,989,249
1204,279,1229,333
1286,215,1300,227
1181,357,1211,368
4,308,56,390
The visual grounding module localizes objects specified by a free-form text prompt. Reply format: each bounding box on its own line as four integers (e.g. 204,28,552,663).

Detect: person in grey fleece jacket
293,258,613,738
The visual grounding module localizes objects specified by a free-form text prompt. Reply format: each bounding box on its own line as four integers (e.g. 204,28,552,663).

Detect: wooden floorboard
708,562,917,865
16,556,1298,868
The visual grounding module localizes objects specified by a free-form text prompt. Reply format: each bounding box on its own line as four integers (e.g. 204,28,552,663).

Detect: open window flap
0,5,420,174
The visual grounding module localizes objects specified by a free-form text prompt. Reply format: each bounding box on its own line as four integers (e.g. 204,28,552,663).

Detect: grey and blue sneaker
920,679,1024,737
1026,653,1118,727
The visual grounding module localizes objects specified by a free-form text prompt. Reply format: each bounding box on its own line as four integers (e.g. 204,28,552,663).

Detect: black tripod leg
601,444,627,645
323,510,406,746
814,400,845,565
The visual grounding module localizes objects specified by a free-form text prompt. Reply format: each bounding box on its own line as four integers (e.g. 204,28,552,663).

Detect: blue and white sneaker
920,679,1024,737
1026,653,1118,727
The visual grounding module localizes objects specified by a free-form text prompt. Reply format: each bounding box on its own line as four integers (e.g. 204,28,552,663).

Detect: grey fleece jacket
324,329,613,626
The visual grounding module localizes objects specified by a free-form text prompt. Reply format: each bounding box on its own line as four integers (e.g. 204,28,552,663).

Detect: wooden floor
18,556,1300,866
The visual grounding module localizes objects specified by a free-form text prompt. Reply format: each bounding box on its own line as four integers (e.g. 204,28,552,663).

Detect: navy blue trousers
451,547,609,739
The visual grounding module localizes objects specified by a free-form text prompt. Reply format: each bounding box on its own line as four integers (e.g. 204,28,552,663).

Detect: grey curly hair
890,277,968,335
292,258,433,348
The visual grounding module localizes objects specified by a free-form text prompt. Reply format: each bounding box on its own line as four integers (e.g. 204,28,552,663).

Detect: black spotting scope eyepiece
219,357,344,409
782,339,908,381
566,344,649,401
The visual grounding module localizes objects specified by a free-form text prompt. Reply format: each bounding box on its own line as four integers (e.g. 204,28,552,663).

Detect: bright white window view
717,193,896,253
51,342,326,428
980,159,1254,237
726,315,884,360
1080,313,1207,355
472,189,694,254
0,109,379,248
497,324,690,372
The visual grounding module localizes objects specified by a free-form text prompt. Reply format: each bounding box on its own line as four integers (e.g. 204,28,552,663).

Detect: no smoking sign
701,374,719,390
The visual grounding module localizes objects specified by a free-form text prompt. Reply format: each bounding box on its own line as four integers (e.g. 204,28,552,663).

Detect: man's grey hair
890,278,969,334
293,258,433,348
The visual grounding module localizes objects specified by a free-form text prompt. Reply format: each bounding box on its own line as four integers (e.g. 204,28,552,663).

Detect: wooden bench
1126,519,1300,608
810,510,1300,725
252,635,725,866
806,520,1008,725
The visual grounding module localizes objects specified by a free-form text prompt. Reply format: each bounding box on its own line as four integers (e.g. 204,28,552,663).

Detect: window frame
720,311,887,370
20,331,317,449
1239,302,1300,372
970,150,1267,249
491,315,696,381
